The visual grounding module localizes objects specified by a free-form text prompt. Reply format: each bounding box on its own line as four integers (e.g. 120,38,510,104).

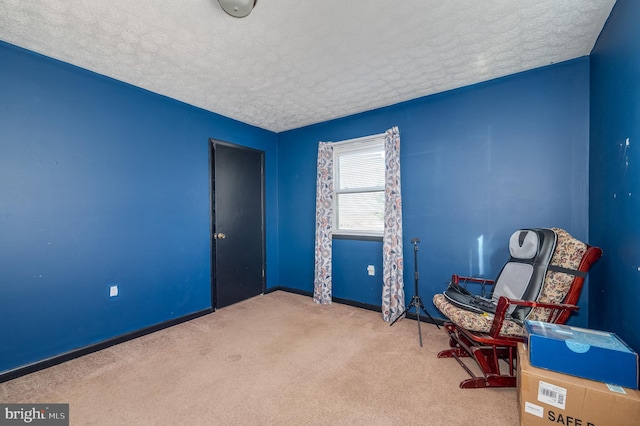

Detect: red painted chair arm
489,296,579,338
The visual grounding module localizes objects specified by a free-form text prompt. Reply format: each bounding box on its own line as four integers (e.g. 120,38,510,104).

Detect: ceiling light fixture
218,0,257,18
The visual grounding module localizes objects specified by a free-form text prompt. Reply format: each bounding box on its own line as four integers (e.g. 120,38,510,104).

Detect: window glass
338,150,385,190
336,192,385,233
333,136,385,236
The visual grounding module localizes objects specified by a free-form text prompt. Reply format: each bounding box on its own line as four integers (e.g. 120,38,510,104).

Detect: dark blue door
211,140,265,308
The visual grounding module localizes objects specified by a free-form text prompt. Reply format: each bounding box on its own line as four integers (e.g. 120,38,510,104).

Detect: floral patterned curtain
382,126,405,322
313,142,334,305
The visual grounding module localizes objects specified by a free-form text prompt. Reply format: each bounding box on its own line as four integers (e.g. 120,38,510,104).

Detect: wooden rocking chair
432,228,602,388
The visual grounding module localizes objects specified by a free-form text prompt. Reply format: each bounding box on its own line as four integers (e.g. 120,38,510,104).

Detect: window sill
333,233,383,242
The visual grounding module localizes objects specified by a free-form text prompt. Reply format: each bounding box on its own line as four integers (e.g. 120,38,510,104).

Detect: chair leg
438,322,473,358
437,322,518,389
469,346,501,376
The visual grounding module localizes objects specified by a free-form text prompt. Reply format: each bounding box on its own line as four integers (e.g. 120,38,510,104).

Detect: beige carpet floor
1,291,518,425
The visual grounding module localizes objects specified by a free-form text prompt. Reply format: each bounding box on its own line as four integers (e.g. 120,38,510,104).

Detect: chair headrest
509,230,539,260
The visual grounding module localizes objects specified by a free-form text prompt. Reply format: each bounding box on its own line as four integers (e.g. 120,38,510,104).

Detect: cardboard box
518,343,640,426
525,320,639,389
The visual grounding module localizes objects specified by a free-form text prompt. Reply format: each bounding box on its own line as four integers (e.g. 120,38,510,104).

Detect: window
333,134,385,237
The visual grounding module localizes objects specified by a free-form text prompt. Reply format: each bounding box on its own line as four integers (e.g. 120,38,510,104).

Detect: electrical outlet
109,285,119,298
367,265,375,276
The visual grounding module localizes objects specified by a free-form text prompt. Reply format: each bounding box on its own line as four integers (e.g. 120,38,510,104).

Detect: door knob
214,233,226,239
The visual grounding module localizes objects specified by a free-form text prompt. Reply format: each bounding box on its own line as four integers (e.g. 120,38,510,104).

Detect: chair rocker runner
432,228,602,389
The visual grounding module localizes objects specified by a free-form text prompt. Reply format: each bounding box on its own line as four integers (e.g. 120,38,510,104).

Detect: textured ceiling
0,0,616,132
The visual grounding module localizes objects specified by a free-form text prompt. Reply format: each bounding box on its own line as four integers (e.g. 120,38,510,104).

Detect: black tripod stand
390,237,440,346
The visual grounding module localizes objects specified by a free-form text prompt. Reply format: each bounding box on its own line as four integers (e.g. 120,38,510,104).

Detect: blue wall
5,23,619,373
590,0,640,353
331,239,383,306
278,58,591,324
0,41,278,373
